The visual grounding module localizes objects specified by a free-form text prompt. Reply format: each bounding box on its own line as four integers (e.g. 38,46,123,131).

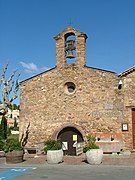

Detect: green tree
14,117,18,128
13,104,18,110
8,103,20,110
0,125,3,140
0,115,7,139
17,105,20,110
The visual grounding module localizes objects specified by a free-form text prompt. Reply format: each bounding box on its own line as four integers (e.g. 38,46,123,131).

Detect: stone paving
1,152,135,166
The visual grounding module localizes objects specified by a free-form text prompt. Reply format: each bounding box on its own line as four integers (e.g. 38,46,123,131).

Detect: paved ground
1,165,135,180
0,153,135,179
1,152,135,165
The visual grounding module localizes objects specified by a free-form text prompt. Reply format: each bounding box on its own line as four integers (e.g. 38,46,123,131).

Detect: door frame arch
52,123,86,141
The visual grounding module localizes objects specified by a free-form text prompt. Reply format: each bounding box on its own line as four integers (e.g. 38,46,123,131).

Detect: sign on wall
62,142,68,150
73,135,77,141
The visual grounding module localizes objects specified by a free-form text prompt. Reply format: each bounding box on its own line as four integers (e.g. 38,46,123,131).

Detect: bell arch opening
64,32,76,64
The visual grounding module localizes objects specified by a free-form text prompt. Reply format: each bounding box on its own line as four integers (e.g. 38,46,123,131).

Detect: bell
66,50,75,59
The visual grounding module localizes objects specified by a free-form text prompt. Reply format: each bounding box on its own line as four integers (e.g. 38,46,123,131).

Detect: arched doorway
57,127,84,155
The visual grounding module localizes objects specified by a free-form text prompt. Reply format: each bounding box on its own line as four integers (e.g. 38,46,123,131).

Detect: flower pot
86,149,103,165
47,149,63,164
6,150,24,164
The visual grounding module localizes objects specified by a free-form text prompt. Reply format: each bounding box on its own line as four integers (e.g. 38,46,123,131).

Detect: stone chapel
20,27,135,155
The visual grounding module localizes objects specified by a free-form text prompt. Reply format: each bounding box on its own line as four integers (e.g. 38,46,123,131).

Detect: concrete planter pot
86,149,103,165
6,150,24,164
47,149,63,164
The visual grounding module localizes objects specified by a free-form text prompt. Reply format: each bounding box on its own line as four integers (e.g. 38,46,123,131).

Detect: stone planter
86,149,103,165
47,149,63,164
6,150,24,164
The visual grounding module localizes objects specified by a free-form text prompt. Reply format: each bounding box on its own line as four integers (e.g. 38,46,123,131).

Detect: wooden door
132,109,135,149
57,127,83,155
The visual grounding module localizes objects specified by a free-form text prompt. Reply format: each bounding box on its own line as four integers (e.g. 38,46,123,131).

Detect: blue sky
0,0,135,104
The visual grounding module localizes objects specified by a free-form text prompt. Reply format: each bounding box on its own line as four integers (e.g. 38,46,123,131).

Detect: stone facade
20,27,135,152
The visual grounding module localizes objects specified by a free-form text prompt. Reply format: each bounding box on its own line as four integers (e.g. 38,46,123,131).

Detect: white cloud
40,66,49,71
20,61,49,74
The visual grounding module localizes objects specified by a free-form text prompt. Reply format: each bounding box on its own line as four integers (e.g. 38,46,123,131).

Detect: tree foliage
8,104,20,110
0,64,20,115
0,115,7,139
0,64,20,140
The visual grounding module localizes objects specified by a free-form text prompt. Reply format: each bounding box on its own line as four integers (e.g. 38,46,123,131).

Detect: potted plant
83,135,103,165
44,139,63,164
4,138,24,163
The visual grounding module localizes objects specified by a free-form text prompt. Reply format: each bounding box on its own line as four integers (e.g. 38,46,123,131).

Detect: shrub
0,140,4,151
4,138,23,153
6,126,11,137
10,126,19,131
7,134,19,140
0,125,3,140
83,135,99,153
44,139,62,154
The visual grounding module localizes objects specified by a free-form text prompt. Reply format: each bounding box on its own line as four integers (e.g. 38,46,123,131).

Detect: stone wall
123,72,135,107
122,71,135,149
20,65,131,148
